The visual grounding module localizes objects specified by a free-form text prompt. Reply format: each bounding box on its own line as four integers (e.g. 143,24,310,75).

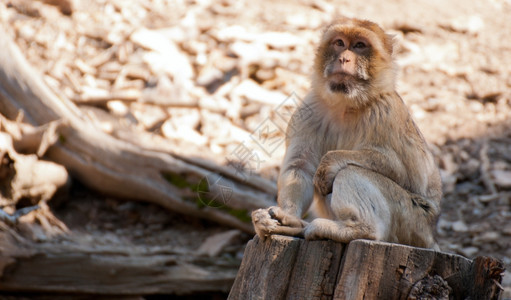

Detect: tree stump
228,235,505,300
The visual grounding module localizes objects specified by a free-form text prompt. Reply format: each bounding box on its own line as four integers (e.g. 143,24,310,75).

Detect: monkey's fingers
252,208,305,239
268,206,308,228
252,208,279,238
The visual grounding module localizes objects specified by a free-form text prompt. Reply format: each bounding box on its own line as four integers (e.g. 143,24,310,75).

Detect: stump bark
229,236,505,300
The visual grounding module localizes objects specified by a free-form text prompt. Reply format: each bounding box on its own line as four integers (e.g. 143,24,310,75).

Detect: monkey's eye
333,39,345,47
353,42,367,49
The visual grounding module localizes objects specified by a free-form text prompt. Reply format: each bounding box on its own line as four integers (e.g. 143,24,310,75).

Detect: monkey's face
313,19,396,106
322,34,371,95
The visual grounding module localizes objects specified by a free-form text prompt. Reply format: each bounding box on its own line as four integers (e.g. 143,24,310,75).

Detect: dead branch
0,25,276,233
0,226,237,295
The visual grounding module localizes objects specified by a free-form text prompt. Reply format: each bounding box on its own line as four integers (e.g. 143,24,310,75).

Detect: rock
254,68,276,82
436,217,451,235
451,220,468,233
232,79,288,106
106,100,129,117
491,170,511,188
142,76,195,106
215,26,303,49
41,0,73,15
257,32,303,50
130,103,167,130
473,231,500,244
198,96,229,114
468,222,491,234
197,67,224,88
285,11,324,29
439,169,456,194
130,28,193,79
502,227,511,236
458,246,479,258
161,119,208,146
438,152,457,175
214,25,252,43
167,108,201,130
442,16,484,34
195,230,241,257
229,41,268,65
460,158,480,178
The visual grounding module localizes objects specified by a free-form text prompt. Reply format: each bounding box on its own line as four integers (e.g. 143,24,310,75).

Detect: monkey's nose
340,57,350,64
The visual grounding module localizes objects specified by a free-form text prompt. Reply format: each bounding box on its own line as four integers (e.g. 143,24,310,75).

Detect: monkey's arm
313,149,406,196
251,143,316,239
277,144,319,217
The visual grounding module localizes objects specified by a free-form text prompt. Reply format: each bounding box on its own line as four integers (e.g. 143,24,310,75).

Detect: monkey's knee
331,167,389,208
332,165,376,187
329,169,391,242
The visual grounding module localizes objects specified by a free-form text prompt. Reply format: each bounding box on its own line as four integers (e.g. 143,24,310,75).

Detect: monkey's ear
385,33,398,56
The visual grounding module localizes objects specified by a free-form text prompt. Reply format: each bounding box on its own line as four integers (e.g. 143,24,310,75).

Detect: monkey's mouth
329,82,349,93
327,72,367,95
328,73,353,94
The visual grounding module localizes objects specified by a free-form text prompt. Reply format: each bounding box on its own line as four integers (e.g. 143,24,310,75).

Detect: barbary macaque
252,17,442,248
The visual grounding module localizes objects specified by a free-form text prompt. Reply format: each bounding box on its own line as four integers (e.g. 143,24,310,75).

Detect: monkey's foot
251,206,307,239
303,218,339,241
303,216,378,243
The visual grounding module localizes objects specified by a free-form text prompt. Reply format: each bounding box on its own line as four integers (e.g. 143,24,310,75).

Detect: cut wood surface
0,25,277,234
229,235,505,300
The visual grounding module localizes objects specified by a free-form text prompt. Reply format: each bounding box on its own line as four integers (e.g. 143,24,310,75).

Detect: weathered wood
286,239,344,299
229,236,505,300
468,256,505,300
0,25,277,233
334,239,471,299
0,228,238,295
228,235,302,299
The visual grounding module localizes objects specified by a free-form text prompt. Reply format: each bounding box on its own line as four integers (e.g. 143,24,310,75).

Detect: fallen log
228,236,505,300
0,25,278,233
0,223,238,295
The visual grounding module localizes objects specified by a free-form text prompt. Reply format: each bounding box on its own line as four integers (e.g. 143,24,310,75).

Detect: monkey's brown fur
252,17,442,248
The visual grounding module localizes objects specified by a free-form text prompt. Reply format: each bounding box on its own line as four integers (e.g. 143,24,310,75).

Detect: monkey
252,17,442,249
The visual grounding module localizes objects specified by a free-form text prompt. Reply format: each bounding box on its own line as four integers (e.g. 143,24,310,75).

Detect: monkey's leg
308,165,437,247
313,149,404,197
252,206,308,239
330,166,438,247
305,165,391,243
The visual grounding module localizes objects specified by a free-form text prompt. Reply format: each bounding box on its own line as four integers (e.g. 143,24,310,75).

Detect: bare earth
1,0,511,297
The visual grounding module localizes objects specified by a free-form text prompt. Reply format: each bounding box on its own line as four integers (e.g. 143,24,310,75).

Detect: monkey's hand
252,207,279,238
252,206,308,239
313,151,347,196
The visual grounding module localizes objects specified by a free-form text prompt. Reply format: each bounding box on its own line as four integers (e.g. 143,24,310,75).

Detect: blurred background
0,0,510,298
